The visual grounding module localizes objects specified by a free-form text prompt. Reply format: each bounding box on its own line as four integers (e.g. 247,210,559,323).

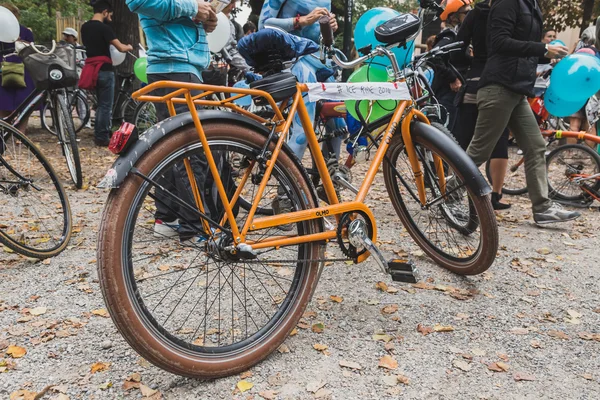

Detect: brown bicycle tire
383,133,498,275
97,122,323,378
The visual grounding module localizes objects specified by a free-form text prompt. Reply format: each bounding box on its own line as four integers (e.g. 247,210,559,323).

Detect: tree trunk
111,0,140,75
580,0,595,36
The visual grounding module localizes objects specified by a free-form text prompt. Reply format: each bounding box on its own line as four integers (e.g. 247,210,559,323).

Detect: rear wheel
0,120,72,258
546,144,600,201
133,101,158,132
98,122,322,378
54,91,83,189
383,131,498,275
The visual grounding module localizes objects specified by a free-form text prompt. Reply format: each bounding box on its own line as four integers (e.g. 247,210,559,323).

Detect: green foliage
6,0,91,44
539,0,598,34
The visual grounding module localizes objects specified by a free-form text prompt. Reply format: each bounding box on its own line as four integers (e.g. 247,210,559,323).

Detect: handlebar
319,16,334,47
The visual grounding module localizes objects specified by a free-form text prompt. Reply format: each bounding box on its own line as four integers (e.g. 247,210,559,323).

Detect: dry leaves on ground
339,359,362,370
236,380,254,393
378,355,398,370
329,295,343,303
513,372,535,381
381,304,399,314
488,362,510,372
90,362,110,373
548,330,570,340
6,345,26,358
417,324,433,336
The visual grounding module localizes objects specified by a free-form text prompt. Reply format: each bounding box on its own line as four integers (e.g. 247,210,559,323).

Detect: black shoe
94,138,110,147
491,192,511,210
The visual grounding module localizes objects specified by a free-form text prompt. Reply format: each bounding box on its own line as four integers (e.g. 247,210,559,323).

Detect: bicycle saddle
238,28,319,74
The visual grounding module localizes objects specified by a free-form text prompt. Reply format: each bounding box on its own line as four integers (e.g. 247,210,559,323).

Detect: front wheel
546,143,600,201
97,122,323,378
485,137,528,196
383,130,498,275
54,91,83,188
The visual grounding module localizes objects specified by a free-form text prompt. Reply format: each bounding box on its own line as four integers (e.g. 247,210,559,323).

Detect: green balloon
134,57,148,84
345,64,397,122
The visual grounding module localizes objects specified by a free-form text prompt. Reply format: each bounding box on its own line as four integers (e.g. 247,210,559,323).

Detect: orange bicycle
96,11,498,378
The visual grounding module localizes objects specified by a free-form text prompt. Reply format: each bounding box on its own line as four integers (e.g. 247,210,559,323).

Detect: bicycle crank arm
332,173,358,194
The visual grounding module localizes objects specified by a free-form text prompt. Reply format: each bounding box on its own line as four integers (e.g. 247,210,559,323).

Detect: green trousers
466,84,552,213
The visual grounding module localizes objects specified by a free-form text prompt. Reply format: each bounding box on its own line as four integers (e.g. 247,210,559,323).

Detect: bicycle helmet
440,0,473,22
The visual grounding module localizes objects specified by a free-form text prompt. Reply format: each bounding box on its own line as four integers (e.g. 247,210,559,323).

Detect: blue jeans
95,70,114,142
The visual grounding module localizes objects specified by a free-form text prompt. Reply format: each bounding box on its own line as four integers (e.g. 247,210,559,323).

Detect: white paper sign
306,82,411,102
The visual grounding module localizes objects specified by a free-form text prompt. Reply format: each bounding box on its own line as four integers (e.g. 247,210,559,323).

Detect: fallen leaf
548,330,570,340
313,343,328,352
382,375,398,387
92,309,109,318
6,345,26,358
157,264,170,271
417,324,433,336
453,360,472,372
513,372,535,381
372,334,395,342
306,380,326,393
240,371,253,379
139,384,158,397
375,281,389,292
236,380,254,393
339,359,362,370
258,390,278,400
488,362,509,372
530,340,542,348
536,247,551,255
312,323,325,333
9,390,37,400
289,328,298,336
381,304,399,314
472,348,486,356
378,355,398,370
90,362,111,373
582,373,593,381
397,374,410,385
123,381,141,391
578,332,600,341
98,382,112,390
277,344,290,353
329,295,343,303
29,307,47,316
433,324,454,332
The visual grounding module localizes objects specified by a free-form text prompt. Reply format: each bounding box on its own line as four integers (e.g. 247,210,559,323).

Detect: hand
329,13,338,32
195,1,213,23
299,7,329,28
203,10,218,33
545,44,569,59
125,44,134,52
450,78,462,92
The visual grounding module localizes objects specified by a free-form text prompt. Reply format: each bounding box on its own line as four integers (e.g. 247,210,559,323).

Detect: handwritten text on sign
306,82,411,102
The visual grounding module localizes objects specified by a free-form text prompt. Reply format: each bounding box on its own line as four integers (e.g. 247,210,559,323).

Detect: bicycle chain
238,257,354,265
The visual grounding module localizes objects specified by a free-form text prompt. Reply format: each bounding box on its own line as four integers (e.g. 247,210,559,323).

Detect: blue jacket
126,0,210,79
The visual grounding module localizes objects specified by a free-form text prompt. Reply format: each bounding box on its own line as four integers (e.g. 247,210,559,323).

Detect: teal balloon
543,85,586,118
232,80,252,107
549,39,566,47
549,53,600,102
354,8,414,68
134,57,148,84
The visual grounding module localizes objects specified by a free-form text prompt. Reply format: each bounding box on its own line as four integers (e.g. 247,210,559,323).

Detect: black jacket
478,0,547,96
430,28,461,96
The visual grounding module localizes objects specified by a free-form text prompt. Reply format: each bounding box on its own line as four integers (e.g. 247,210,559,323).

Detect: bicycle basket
20,45,78,90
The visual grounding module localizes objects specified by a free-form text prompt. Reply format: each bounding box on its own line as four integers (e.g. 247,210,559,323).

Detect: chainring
336,210,375,259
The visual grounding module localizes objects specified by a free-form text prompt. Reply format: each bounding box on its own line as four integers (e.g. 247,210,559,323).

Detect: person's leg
438,91,459,132
507,96,553,213
94,70,115,144
288,101,316,159
453,102,477,151
488,128,510,209
467,85,520,167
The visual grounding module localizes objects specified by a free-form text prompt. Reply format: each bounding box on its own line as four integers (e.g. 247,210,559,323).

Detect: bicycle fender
410,121,491,196
98,110,266,189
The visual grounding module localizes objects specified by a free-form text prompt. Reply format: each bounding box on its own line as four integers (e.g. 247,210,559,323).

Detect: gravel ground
1,128,600,400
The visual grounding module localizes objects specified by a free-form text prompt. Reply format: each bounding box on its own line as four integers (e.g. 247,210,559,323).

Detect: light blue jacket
126,0,209,79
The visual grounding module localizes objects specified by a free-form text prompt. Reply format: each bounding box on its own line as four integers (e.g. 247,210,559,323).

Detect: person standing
127,0,219,242
466,0,580,225
452,0,511,210
80,0,133,146
0,3,35,133
243,21,256,36
430,0,472,132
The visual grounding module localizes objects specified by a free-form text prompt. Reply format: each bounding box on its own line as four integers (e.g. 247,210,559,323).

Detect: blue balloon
549,39,566,47
354,7,414,68
232,80,252,107
543,85,586,117
549,53,600,101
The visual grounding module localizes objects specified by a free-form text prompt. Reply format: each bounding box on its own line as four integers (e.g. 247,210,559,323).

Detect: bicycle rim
0,121,72,258
133,101,158,132
98,123,321,377
384,134,497,275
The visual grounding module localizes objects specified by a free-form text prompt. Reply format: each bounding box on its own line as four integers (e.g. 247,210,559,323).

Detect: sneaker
491,192,511,210
272,194,294,231
517,149,524,156
153,219,180,238
533,203,581,225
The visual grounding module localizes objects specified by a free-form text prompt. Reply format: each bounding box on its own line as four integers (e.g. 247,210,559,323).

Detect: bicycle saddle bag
20,45,79,90
375,13,421,45
249,72,297,106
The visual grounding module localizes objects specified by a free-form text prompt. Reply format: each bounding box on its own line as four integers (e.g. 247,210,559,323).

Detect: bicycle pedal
387,259,418,283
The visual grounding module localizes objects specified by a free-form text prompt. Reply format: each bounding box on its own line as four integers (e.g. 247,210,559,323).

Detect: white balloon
206,13,231,54
110,45,126,66
0,6,19,43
